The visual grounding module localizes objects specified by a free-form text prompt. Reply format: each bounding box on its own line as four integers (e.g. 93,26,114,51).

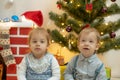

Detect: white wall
0,0,120,78
0,0,62,27
0,0,120,25
103,50,120,77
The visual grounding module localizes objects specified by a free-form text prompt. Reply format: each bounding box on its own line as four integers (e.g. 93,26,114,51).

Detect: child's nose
84,41,89,45
36,42,40,46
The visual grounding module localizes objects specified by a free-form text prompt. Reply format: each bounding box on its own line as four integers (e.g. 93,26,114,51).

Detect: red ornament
86,3,93,13
111,0,116,2
109,31,116,38
57,4,62,9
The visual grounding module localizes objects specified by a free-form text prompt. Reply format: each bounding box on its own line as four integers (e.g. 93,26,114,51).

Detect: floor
111,77,120,80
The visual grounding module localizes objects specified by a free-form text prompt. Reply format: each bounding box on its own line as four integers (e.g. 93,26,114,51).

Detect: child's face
29,32,48,58
78,32,99,57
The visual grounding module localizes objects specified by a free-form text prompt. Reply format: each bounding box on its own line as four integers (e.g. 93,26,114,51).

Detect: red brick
11,47,17,55
7,64,16,74
15,57,23,64
7,76,17,80
20,28,32,35
19,47,30,55
10,37,28,45
10,28,17,35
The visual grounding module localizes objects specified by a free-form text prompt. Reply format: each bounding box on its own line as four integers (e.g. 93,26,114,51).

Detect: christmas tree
48,0,120,53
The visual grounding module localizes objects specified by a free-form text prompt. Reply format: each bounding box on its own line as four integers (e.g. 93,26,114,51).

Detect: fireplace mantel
0,21,33,29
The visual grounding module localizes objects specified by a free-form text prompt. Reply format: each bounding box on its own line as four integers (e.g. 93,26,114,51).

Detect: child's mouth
35,48,41,50
83,48,89,50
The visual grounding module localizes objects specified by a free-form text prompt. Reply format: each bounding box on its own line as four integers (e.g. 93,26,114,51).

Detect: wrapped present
54,49,64,66
106,67,111,80
54,55,64,66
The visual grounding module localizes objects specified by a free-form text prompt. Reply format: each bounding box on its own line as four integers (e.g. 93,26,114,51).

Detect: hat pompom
22,10,43,27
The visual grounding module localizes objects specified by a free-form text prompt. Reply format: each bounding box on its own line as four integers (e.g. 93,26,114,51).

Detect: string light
77,4,80,7
115,45,118,48
100,41,104,45
71,41,74,44
70,0,73,3
61,23,64,26
100,32,104,35
51,40,54,43
32,24,38,28
63,35,66,37
61,29,65,32
59,16,61,19
105,23,108,25
63,47,66,49
59,41,62,43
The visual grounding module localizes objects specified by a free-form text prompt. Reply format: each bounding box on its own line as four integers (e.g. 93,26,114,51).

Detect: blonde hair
28,27,50,46
78,27,101,43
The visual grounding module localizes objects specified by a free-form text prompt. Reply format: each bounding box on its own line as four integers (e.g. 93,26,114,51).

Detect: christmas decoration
68,39,72,49
49,0,120,53
101,7,107,13
63,0,70,3
54,49,64,66
57,3,62,9
3,18,10,22
86,3,93,13
111,0,116,2
21,10,43,27
11,15,19,22
66,26,72,32
109,31,116,38
0,29,16,66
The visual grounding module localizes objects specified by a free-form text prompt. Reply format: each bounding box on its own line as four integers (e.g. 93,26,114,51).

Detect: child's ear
96,43,100,50
77,41,79,48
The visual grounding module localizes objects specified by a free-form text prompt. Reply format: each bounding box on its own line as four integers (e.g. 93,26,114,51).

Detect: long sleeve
48,56,60,80
64,56,77,80
17,57,27,80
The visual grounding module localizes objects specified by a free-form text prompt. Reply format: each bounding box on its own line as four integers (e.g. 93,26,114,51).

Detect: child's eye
81,39,85,42
89,40,93,43
40,40,45,43
32,41,37,43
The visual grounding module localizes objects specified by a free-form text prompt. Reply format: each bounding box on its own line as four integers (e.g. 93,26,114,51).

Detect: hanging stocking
0,29,16,66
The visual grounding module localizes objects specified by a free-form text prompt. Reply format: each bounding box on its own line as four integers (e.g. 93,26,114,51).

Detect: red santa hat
22,10,43,26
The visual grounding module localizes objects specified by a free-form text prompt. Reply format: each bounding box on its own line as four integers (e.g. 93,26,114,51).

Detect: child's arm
64,56,77,80
48,56,60,80
17,57,27,80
